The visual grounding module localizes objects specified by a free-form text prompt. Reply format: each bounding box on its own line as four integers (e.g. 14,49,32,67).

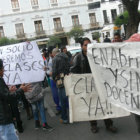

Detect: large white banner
0,41,45,85
87,42,140,115
64,74,130,123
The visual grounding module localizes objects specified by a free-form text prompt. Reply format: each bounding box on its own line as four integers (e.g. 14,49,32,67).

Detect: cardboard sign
0,41,45,85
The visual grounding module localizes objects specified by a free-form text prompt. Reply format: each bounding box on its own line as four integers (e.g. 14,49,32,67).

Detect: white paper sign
0,41,45,85
87,42,140,115
64,74,130,123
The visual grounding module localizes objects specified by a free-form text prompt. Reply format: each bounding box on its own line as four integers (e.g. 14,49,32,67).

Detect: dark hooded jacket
52,52,70,80
0,77,24,125
70,51,91,74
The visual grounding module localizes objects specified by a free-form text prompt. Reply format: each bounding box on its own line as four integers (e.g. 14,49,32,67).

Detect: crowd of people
1,32,140,140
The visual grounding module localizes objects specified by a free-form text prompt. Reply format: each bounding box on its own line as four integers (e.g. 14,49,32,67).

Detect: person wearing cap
125,33,140,133
0,59,31,140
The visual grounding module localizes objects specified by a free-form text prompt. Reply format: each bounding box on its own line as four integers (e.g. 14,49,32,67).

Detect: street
19,87,140,140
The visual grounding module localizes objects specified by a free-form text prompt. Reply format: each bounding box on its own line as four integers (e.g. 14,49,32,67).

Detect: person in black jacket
0,59,31,140
52,48,70,124
104,35,111,43
70,37,117,133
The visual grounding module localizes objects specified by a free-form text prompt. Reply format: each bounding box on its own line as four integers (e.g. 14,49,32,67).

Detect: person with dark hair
47,46,61,115
104,35,111,43
70,37,117,133
0,59,31,140
61,46,72,64
112,32,123,42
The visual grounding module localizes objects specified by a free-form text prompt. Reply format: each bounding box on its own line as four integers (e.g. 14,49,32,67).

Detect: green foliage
114,11,129,26
48,35,61,46
67,27,84,43
92,32,100,40
0,37,19,46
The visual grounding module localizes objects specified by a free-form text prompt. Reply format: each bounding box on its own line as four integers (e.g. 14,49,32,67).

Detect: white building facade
0,0,122,45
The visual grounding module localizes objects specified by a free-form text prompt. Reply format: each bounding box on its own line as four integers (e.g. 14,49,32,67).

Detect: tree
0,37,19,46
92,32,100,42
47,35,61,47
67,26,84,43
114,11,129,36
121,0,140,39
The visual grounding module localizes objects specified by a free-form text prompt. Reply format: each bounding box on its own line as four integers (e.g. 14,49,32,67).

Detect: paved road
19,87,140,140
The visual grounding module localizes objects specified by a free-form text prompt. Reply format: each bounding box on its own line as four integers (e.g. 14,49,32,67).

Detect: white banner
87,42,140,115
0,41,45,85
64,74,130,123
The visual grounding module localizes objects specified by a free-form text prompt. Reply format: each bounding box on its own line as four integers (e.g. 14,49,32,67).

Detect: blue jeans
31,99,47,124
50,79,61,111
58,87,69,120
0,123,19,140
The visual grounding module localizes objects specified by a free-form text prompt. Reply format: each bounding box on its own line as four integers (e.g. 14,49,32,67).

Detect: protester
70,37,117,133
104,35,111,43
10,95,24,133
125,33,140,133
112,32,123,42
42,48,49,88
52,48,70,124
25,82,54,131
61,46,72,64
0,59,31,140
47,46,61,115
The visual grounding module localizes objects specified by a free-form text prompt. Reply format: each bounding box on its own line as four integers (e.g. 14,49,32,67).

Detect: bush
67,27,84,43
0,37,19,46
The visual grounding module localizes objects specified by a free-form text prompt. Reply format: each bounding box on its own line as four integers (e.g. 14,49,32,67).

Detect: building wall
0,0,122,43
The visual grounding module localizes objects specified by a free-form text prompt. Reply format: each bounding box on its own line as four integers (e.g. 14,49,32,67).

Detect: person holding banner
125,33,140,133
0,59,31,140
70,37,117,133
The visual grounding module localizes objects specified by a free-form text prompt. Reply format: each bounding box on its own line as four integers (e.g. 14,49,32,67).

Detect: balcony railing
16,33,26,39
35,30,46,36
55,27,64,33
90,22,100,28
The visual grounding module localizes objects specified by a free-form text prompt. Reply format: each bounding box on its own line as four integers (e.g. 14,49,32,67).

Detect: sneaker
43,123,54,132
60,119,69,124
106,126,117,133
35,120,41,130
91,126,98,133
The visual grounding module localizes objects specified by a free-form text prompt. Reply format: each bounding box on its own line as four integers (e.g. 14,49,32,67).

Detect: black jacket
70,51,91,74
0,77,24,125
52,52,70,80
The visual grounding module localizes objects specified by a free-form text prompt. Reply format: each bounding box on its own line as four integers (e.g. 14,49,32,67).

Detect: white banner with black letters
87,42,140,115
64,74,130,123
0,41,45,85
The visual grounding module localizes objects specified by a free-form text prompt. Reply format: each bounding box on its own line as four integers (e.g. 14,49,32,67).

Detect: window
69,0,76,4
103,10,109,24
0,26,4,38
15,23,24,36
101,0,105,2
31,0,38,6
111,9,117,22
50,0,57,3
11,0,19,9
72,15,79,26
89,13,96,24
88,2,100,10
34,20,43,33
53,18,62,31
